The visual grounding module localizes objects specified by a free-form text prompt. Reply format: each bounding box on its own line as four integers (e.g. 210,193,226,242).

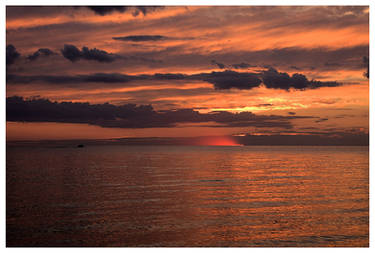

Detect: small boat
77,144,85,148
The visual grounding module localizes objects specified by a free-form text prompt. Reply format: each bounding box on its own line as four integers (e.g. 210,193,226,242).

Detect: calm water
6,145,369,247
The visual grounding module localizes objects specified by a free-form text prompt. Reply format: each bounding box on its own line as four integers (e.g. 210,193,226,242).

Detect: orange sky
6,6,369,140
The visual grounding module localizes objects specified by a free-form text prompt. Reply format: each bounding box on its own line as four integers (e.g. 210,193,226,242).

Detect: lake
6,144,369,247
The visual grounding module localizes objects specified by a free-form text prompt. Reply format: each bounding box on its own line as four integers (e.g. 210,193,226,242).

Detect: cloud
363,56,369,78
80,47,117,62
7,73,134,85
27,48,55,61
87,6,128,15
6,44,20,65
156,45,368,72
6,10,367,73
61,44,117,63
86,6,163,16
112,35,194,42
231,62,256,69
60,44,82,62
193,70,262,90
211,61,256,70
315,118,329,123
211,60,226,69
7,96,313,129
8,68,343,92
149,73,187,80
113,35,168,42
261,67,342,90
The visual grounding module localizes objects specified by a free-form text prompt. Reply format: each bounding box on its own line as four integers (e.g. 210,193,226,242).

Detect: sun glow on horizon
190,136,243,146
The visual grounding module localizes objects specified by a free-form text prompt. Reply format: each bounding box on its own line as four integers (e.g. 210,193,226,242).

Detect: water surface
6,145,369,246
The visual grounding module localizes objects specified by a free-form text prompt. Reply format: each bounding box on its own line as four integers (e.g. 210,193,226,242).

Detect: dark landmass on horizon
6,133,369,147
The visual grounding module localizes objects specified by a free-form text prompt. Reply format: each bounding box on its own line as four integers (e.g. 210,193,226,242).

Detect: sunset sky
6,6,369,141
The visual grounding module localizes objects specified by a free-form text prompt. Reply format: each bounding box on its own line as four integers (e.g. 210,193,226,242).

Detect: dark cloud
193,70,262,90
6,73,184,87
231,62,255,69
258,103,273,107
7,96,313,129
211,61,256,70
61,44,117,63
60,44,83,62
261,67,342,90
27,48,55,61
211,60,226,69
7,73,134,85
87,6,128,15
81,47,117,62
148,73,187,80
363,56,369,78
87,6,163,16
6,44,20,65
113,35,168,42
315,118,329,123
7,68,343,91
113,34,194,42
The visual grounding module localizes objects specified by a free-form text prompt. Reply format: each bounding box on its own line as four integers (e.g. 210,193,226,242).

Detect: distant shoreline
5,135,369,147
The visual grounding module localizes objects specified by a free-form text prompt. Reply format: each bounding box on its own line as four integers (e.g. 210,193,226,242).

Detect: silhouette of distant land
6,133,369,147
